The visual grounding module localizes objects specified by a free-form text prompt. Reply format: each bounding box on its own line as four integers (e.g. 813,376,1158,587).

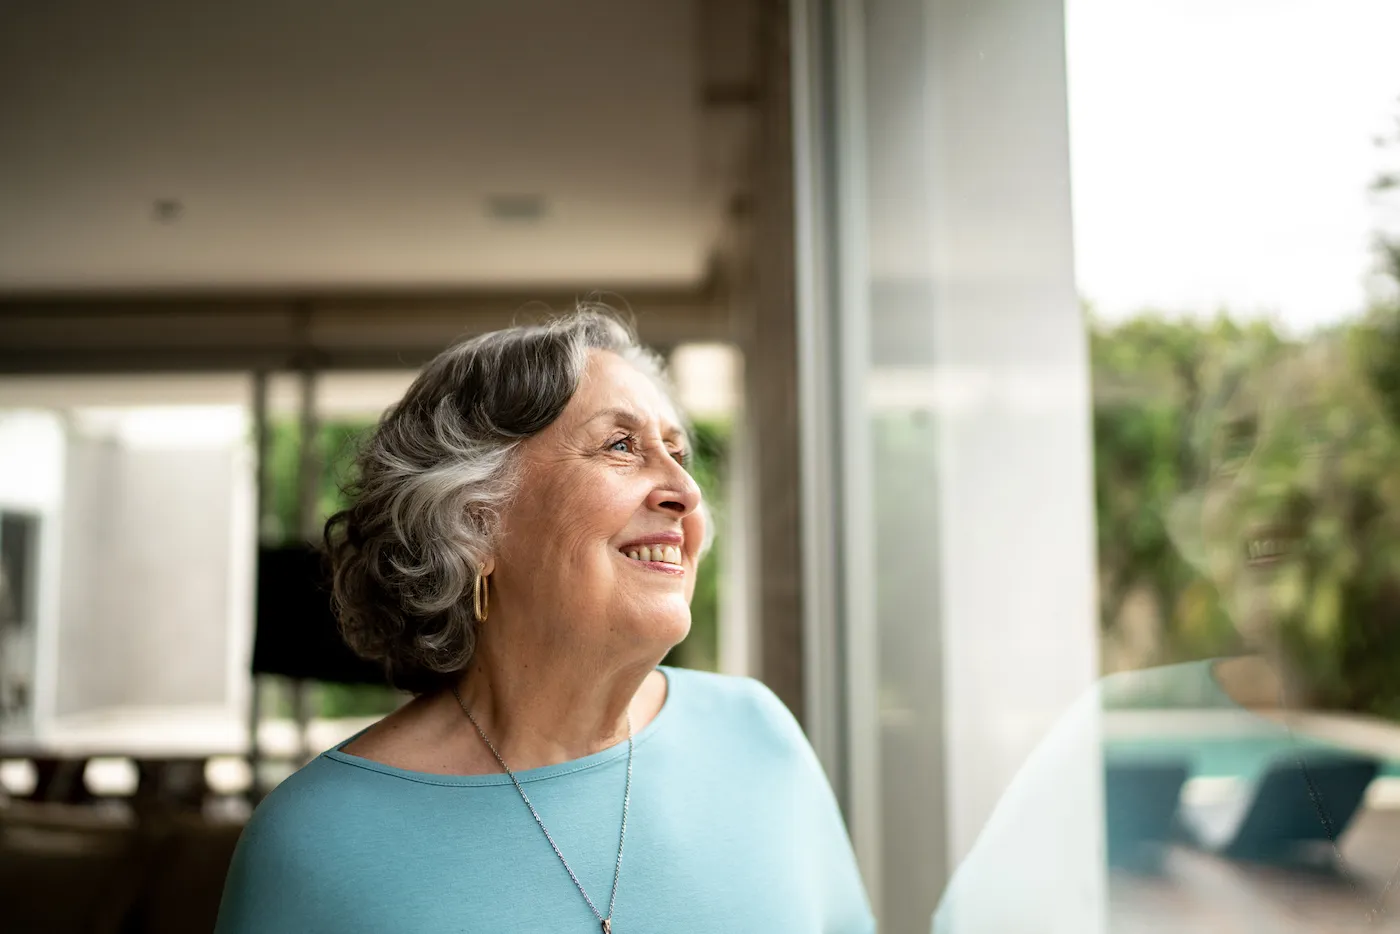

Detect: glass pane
841,0,1400,930
848,0,1103,930
1073,0,1400,929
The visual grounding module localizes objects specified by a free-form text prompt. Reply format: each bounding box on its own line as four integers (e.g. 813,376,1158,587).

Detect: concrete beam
0,287,729,374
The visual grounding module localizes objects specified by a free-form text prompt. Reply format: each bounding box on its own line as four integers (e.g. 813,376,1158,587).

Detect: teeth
622,544,684,564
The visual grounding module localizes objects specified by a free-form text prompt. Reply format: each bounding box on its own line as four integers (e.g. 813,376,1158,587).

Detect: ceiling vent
484,194,548,222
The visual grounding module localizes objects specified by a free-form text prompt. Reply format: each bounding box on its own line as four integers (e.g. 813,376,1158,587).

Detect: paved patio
1109,807,1400,932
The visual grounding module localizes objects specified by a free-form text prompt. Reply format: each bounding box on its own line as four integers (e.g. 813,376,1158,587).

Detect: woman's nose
646,461,702,516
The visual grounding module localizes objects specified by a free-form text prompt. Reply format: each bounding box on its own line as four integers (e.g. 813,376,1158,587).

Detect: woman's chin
623,605,691,650
654,615,692,647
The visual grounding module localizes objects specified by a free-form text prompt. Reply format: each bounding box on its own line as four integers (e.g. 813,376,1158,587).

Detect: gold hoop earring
473,573,489,622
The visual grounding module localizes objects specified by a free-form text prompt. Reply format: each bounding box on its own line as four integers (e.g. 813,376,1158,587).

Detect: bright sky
1066,0,1400,332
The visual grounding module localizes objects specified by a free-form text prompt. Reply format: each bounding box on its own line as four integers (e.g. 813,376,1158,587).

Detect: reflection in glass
932,0,1400,928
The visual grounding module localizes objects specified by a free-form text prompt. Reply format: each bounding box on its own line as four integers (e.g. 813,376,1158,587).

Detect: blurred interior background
5,1,1400,932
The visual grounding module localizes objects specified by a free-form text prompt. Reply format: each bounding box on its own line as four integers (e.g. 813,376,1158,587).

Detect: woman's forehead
571,350,683,431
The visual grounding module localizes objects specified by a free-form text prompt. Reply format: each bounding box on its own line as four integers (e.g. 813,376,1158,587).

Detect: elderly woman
215,309,874,934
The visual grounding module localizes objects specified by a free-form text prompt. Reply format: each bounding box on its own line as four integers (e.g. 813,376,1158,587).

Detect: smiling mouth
620,544,684,568
1244,529,1299,568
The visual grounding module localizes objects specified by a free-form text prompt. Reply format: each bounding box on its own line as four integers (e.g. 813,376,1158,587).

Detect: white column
718,356,759,678
794,1,1105,931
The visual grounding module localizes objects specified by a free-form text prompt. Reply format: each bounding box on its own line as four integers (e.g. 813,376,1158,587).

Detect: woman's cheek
683,513,706,562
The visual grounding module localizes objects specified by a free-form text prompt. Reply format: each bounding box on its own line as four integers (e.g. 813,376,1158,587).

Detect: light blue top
216,666,875,934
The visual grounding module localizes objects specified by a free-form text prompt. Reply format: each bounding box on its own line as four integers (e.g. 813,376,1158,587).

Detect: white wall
0,373,415,737
54,408,252,716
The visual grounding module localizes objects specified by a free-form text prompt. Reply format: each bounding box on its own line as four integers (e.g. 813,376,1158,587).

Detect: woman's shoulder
1098,657,1232,710
665,666,810,754
668,665,793,716
236,751,389,851
217,754,407,932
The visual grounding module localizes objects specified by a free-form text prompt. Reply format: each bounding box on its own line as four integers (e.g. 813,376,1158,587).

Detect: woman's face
489,350,705,657
1177,344,1372,649
1193,374,1306,647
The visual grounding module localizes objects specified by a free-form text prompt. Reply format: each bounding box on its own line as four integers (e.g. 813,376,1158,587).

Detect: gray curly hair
325,306,702,694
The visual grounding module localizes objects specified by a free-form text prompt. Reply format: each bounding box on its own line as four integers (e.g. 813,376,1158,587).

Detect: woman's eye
610,439,632,453
1212,417,1257,475
671,449,690,466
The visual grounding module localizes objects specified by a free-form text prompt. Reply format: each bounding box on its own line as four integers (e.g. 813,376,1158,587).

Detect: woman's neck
450,639,666,771
1211,652,1316,714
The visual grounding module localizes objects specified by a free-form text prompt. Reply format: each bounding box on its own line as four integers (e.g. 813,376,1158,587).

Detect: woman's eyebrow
585,407,688,445
585,406,645,428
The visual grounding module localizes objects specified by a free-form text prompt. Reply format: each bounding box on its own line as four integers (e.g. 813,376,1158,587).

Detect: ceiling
0,0,756,294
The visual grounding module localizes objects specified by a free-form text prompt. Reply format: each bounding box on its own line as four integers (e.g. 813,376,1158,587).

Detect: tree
1090,307,1400,716
1090,314,1283,668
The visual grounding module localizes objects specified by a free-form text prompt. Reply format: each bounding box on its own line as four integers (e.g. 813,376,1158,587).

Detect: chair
1103,761,1190,871
0,804,150,934
123,814,245,934
1179,753,1379,863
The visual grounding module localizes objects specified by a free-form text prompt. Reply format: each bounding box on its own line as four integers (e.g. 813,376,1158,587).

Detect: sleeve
214,796,329,934
931,688,1109,934
747,679,878,934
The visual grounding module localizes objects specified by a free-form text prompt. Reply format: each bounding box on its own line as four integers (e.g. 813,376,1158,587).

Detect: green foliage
1090,314,1252,663
260,417,375,544
1094,100,1400,715
1092,308,1400,717
661,415,729,673
314,681,404,718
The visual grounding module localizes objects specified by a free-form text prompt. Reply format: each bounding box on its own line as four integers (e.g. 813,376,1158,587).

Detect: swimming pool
1105,733,1400,780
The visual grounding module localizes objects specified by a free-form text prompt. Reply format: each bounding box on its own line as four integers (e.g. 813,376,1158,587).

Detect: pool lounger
1104,761,1191,870
1177,754,1379,862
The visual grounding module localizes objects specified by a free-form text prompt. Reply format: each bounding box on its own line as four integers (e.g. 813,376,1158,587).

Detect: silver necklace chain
451,686,632,934
1278,688,1399,926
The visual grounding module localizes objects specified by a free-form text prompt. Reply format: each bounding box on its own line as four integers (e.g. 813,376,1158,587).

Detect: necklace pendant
601,921,611,934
